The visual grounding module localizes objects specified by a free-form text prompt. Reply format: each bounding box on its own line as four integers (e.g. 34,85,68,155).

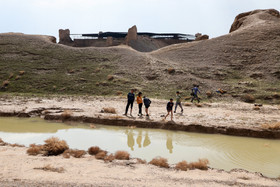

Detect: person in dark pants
174,91,183,113
137,92,143,116
143,96,151,116
124,89,135,116
191,85,201,103
164,98,174,121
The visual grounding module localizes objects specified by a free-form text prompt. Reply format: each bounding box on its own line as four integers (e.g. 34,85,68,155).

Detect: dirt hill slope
0,9,279,103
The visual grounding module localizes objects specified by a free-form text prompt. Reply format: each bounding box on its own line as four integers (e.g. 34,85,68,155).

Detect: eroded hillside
0,9,279,103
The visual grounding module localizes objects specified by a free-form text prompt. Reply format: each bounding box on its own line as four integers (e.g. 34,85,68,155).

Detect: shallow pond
0,117,280,178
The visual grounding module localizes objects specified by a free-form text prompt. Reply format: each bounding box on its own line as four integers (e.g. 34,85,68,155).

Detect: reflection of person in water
166,136,173,154
136,130,142,148
143,132,151,147
127,130,135,151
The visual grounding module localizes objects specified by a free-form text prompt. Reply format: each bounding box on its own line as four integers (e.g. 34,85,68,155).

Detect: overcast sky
1,0,279,39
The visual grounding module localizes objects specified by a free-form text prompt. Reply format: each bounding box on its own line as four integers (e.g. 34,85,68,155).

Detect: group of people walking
124,85,201,121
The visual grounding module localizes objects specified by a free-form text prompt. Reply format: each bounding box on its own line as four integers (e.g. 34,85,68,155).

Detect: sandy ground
0,146,279,187
0,96,280,186
0,96,279,129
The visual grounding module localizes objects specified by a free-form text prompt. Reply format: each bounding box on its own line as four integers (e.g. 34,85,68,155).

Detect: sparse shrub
63,149,86,158
167,68,175,74
43,137,69,156
104,154,115,162
95,151,107,160
116,91,122,96
206,91,213,98
27,144,43,156
242,94,255,103
8,73,14,79
184,102,192,106
107,75,114,81
61,110,72,120
9,143,24,147
136,158,147,164
19,71,25,75
253,106,260,110
88,146,101,155
195,104,203,107
2,80,9,87
188,159,209,170
149,157,169,168
115,151,130,160
175,160,188,171
0,138,7,146
103,107,116,114
261,122,280,130
34,164,65,173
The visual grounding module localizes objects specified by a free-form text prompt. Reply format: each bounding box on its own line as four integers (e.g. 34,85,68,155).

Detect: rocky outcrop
59,29,73,44
230,9,280,33
195,33,209,41
125,25,138,45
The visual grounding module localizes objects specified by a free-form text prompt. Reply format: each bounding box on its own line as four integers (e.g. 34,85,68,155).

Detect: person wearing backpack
143,96,151,116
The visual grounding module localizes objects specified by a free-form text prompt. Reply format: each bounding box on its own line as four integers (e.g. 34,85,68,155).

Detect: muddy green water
0,117,280,178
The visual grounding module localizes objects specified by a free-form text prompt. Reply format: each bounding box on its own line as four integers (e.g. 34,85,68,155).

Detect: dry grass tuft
63,149,86,158
175,159,209,171
43,137,69,156
195,104,203,107
27,144,44,156
167,68,175,74
19,71,25,75
107,75,114,81
103,107,116,114
8,73,14,79
136,158,147,164
0,138,7,146
2,80,9,87
110,115,124,120
253,106,260,110
184,102,192,106
175,160,189,171
261,122,280,130
116,91,123,96
242,94,255,103
206,91,213,98
34,164,65,173
9,143,24,147
188,159,209,170
95,151,107,160
104,154,115,162
149,157,169,168
115,151,130,160
88,146,101,155
61,110,73,120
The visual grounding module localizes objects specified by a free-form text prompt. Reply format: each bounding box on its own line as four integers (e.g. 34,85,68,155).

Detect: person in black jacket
124,89,135,115
143,96,151,116
164,98,174,121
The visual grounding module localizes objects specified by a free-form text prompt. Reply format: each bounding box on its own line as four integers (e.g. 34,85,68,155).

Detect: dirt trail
0,96,279,138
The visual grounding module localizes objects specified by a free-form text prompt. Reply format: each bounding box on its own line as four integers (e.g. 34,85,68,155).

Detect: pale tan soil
0,146,279,187
0,96,279,130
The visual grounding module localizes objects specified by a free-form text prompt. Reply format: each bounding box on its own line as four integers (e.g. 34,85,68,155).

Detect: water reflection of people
143,132,151,147
136,130,142,148
166,136,173,154
127,130,135,151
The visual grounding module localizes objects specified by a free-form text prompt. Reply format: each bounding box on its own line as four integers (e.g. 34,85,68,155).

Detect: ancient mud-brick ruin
59,25,195,52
